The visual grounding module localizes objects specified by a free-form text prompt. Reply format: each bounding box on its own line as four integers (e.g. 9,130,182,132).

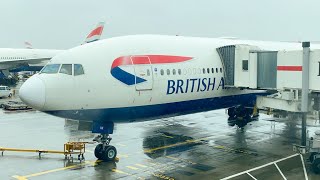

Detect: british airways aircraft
0,22,105,75
18,35,312,161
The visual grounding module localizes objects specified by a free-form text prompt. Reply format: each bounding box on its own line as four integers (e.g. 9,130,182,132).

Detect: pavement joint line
166,156,197,165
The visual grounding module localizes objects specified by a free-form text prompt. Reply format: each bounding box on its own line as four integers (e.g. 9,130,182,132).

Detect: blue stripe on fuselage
44,92,266,123
111,66,146,85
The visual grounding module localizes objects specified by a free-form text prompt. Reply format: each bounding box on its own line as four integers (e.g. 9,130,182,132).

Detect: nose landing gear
92,121,117,161
93,134,117,161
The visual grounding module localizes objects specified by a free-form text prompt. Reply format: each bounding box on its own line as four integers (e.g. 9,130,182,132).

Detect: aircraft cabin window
167,69,170,75
202,68,205,74
160,69,164,75
211,68,214,73
74,64,84,76
41,64,61,74
220,68,223,73
216,68,218,73
172,69,176,75
207,68,210,74
147,69,150,76
60,64,72,75
178,69,181,75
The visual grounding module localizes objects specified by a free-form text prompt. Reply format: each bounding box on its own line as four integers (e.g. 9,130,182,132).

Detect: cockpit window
41,64,61,74
59,64,73,75
74,64,84,76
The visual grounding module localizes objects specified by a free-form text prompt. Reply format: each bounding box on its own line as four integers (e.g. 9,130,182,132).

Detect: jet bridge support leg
301,42,310,147
92,121,117,161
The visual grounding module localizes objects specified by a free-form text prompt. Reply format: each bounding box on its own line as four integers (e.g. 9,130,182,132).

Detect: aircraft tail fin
83,21,105,44
24,41,33,49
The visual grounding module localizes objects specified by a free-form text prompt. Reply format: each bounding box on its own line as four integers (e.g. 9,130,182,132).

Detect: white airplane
19,35,316,161
0,22,105,76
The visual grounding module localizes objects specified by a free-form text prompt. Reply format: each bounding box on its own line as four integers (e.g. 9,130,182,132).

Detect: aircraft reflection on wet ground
142,124,204,159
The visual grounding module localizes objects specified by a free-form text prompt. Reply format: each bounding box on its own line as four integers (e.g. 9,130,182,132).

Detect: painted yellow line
143,137,207,153
165,156,180,161
116,143,127,147
118,153,129,158
112,168,131,175
135,163,147,168
12,175,27,180
214,145,225,149
16,160,101,179
161,134,174,138
126,166,139,170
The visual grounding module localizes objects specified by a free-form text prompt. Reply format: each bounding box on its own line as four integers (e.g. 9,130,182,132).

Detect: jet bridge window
41,64,61,74
242,60,248,71
74,64,84,76
60,64,73,75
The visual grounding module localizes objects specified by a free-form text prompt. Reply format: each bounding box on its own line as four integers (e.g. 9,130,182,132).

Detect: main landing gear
92,121,117,161
227,105,259,128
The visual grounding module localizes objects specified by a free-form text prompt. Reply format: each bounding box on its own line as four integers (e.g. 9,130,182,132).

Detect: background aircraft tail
24,41,33,49
83,22,105,44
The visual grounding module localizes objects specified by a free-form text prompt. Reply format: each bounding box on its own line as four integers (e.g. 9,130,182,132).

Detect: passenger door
131,56,153,91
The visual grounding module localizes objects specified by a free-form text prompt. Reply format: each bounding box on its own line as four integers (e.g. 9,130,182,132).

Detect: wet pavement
1,96,320,179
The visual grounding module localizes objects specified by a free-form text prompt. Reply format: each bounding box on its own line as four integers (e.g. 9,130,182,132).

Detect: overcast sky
0,0,319,49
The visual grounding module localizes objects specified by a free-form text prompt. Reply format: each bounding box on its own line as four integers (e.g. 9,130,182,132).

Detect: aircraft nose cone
19,76,46,110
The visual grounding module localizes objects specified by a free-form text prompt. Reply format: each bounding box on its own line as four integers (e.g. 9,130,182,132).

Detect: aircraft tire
94,144,103,159
310,152,317,163
101,145,117,161
228,107,236,118
312,158,320,174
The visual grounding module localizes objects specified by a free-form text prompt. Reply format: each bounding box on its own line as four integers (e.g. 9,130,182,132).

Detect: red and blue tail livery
110,55,193,85
84,22,105,44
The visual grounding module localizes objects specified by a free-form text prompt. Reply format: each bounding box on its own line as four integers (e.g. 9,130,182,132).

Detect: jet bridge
217,43,320,113
218,42,320,166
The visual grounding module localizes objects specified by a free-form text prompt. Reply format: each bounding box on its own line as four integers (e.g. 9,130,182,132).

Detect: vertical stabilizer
24,41,33,49
83,22,105,44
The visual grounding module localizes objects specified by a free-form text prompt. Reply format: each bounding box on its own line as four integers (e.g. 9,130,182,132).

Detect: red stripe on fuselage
111,55,192,69
277,66,302,71
86,26,103,38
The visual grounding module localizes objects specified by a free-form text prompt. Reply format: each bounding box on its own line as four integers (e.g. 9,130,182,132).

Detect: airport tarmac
1,97,320,179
